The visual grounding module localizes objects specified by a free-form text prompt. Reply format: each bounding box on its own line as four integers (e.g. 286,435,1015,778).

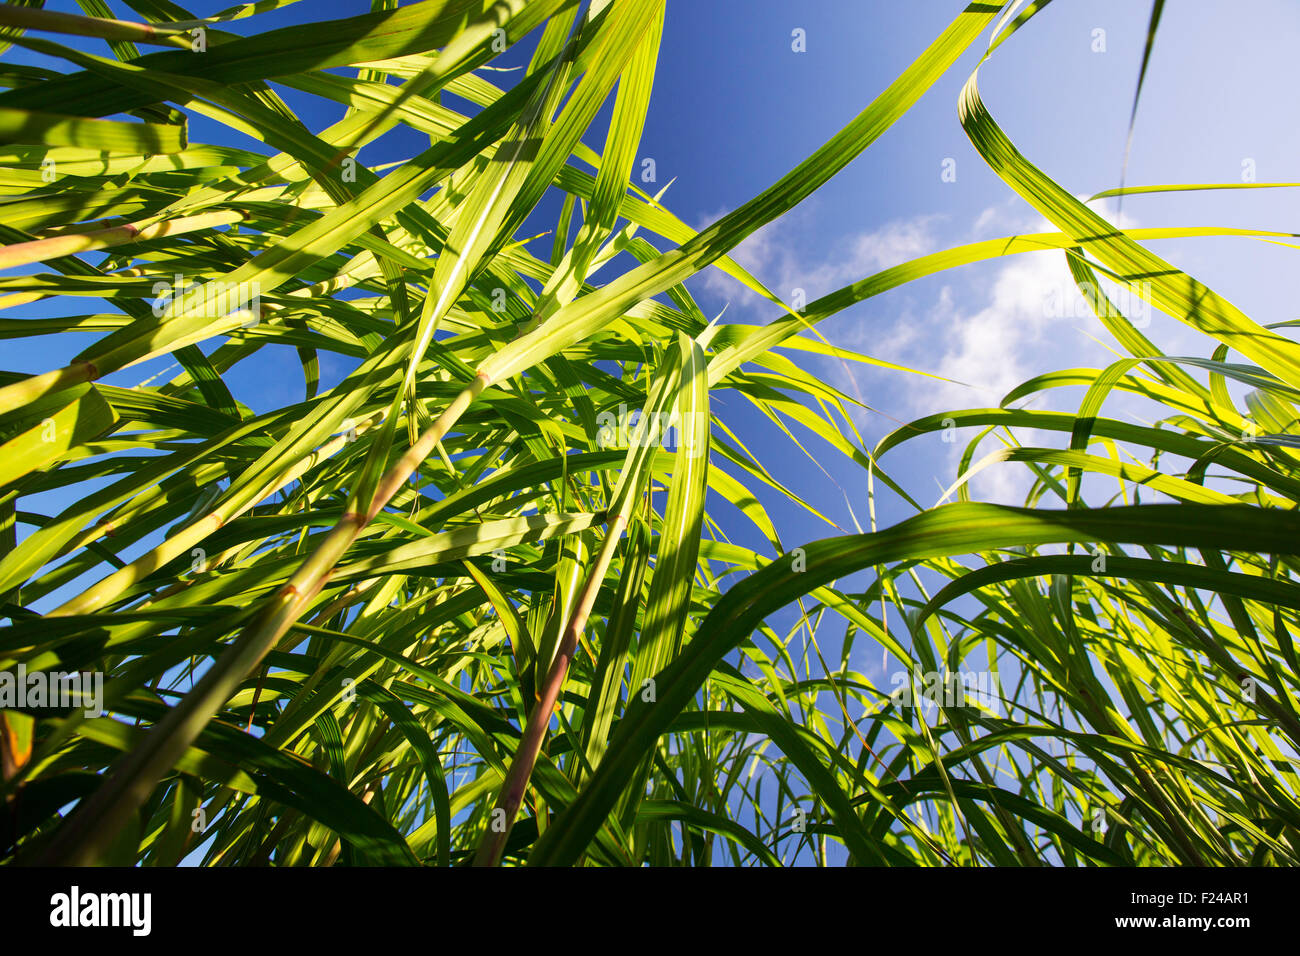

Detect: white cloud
925,251,1077,411
972,197,1040,238
692,204,945,316
900,197,1161,503
692,197,1173,504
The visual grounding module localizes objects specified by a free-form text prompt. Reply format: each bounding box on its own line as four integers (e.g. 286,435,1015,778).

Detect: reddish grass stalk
36,373,490,865
473,511,627,867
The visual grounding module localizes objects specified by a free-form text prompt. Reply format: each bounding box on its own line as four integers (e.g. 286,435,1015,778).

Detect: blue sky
11,0,1300,542
5,1,1300,863
662,0,1300,511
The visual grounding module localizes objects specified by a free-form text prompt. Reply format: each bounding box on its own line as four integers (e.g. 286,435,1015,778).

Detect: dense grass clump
0,1,1296,866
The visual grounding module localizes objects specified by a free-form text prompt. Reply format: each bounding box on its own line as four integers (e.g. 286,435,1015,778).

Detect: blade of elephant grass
918,554,1300,634
934,445,1241,509
393,8,576,428
169,0,311,30
528,502,1300,864
552,164,797,319
0,387,318,596
874,406,1300,502
0,14,576,419
35,373,490,865
1062,253,1210,403
707,225,1296,384
0,107,186,153
400,0,660,416
578,517,650,776
6,342,461,602
0,0,514,117
49,411,385,617
636,798,781,866
612,335,709,827
0,384,116,488
570,3,660,277
0,209,245,271
471,505,630,866
67,705,419,866
0,4,192,48
1113,0,1164,219
471,333,692,866
153,0,573,222
14,35,443,326
477,2,1003,387
0,215,1270,428
1061,355,1179,505
1091,181,1300,201
958,59,1300,390
524,3,662,327
110,326,417,555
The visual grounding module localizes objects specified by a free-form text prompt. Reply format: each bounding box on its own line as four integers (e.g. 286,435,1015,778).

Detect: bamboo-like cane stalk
51,411,383,617
35,373,489,865
472,509,630,867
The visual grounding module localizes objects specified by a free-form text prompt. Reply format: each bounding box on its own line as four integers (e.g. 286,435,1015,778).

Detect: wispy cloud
691,197,1171,504
692,202,945,314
